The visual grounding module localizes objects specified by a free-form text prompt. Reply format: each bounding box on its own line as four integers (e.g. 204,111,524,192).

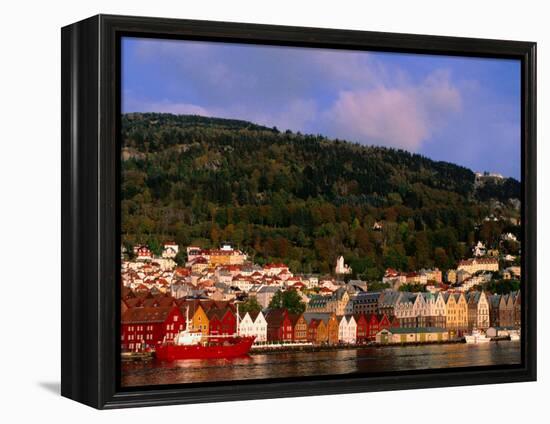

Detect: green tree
174,249,187,266
269,289,306,314
239,297,262,314
399,283,427,293
366,281,390,292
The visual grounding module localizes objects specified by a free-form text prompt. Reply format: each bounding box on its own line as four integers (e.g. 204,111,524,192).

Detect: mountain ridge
121,112,521,278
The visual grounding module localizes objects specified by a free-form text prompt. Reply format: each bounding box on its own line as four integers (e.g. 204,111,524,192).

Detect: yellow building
208,246,247,266
457,258,499,274
315,320,328,344
444,292,468,336
178,301,210,336
444,292,458,330
455,293,469,332
192,305,210,335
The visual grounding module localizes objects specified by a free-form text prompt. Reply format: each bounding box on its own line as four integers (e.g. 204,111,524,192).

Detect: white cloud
125,39,464,151
323,70,462,150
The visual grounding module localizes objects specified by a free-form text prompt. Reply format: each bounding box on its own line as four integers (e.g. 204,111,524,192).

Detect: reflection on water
121,341,521,387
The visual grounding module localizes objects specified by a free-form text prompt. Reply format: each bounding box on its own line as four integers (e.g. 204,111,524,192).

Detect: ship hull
155,337,255,361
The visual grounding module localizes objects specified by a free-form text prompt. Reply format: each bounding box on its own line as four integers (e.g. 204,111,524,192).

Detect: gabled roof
121,286,135,299
125,297,143,308
257,285,280,294
307,295,329,308
141,295,176,308
264,308,289,326
354,292,381,301
303,312,333,325
122,306,177,324
289,313,305,326
248,310,262,321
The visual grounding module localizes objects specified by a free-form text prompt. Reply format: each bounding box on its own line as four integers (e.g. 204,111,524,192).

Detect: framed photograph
61,14,536,409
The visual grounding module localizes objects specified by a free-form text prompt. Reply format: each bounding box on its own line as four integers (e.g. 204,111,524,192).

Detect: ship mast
185,305,190,331
236,303,240,336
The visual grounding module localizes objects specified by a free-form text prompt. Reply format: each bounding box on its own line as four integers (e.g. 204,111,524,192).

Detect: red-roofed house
135,245,153,261
266,309,293,342
121,306,184,351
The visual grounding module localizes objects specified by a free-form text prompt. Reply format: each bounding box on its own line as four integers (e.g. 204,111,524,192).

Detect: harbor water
121,341,520,387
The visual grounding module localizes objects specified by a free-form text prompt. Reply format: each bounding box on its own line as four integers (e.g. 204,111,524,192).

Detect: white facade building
238,311,267,343
335,256,352,274
162,242,179,258
338,315,357,344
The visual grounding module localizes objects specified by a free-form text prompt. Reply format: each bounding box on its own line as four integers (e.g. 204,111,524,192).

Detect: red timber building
355,314,369,344
355,312,399,342
121,305,185,351
207,308,237,341
265,308,294,342
367,313,398,340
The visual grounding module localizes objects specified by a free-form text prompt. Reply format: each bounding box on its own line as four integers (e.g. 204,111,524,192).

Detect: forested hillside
121,113,521,278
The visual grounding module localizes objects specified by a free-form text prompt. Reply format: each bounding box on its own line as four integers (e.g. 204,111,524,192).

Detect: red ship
156,334,255,361
155,306,255,361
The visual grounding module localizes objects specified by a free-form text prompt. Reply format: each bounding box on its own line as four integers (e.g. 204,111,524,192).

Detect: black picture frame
61,14,537,409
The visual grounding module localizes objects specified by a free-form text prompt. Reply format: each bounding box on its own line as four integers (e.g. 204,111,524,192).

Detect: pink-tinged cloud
325,70,462,150
328,88,429,150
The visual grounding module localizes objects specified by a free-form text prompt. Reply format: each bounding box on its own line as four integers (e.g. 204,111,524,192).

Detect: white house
472,241,487,257
237,311,254,337
467,291,490,330
394,293,416,327
263,263,290,276
412,293,429,323
338,315,357,344
394,292,430,327
382,268,407,289
434,292,447,320
238,311,267,343
232,275,255,292
501,233,518,242
162,242,179,259
301,275,319,289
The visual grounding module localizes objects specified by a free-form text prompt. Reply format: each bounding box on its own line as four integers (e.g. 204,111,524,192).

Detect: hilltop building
335,256,352,275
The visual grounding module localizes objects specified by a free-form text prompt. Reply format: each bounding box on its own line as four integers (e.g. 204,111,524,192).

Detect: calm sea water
121,341,521,387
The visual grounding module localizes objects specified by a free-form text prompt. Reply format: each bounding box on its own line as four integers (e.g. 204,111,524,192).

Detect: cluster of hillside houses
121,242,521,352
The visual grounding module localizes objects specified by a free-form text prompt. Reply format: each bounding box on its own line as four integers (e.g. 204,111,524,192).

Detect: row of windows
166,323,184,331
239,326,267,332
126,334,154,341
127,325,155,332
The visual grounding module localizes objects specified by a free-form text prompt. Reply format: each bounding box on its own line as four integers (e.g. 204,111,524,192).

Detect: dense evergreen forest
121,113,521,279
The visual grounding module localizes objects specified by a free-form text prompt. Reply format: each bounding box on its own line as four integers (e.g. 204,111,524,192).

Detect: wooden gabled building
355,313,369,344
265,308,293,342
304,312,338,345
306,319,327,345
290,313,308,342
121,305,184,351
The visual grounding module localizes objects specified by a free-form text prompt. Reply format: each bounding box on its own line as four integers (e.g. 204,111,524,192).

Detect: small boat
465,329,491,344
509,330,520,341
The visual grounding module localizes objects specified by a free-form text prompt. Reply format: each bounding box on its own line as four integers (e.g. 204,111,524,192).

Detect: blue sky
122,37,521,179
